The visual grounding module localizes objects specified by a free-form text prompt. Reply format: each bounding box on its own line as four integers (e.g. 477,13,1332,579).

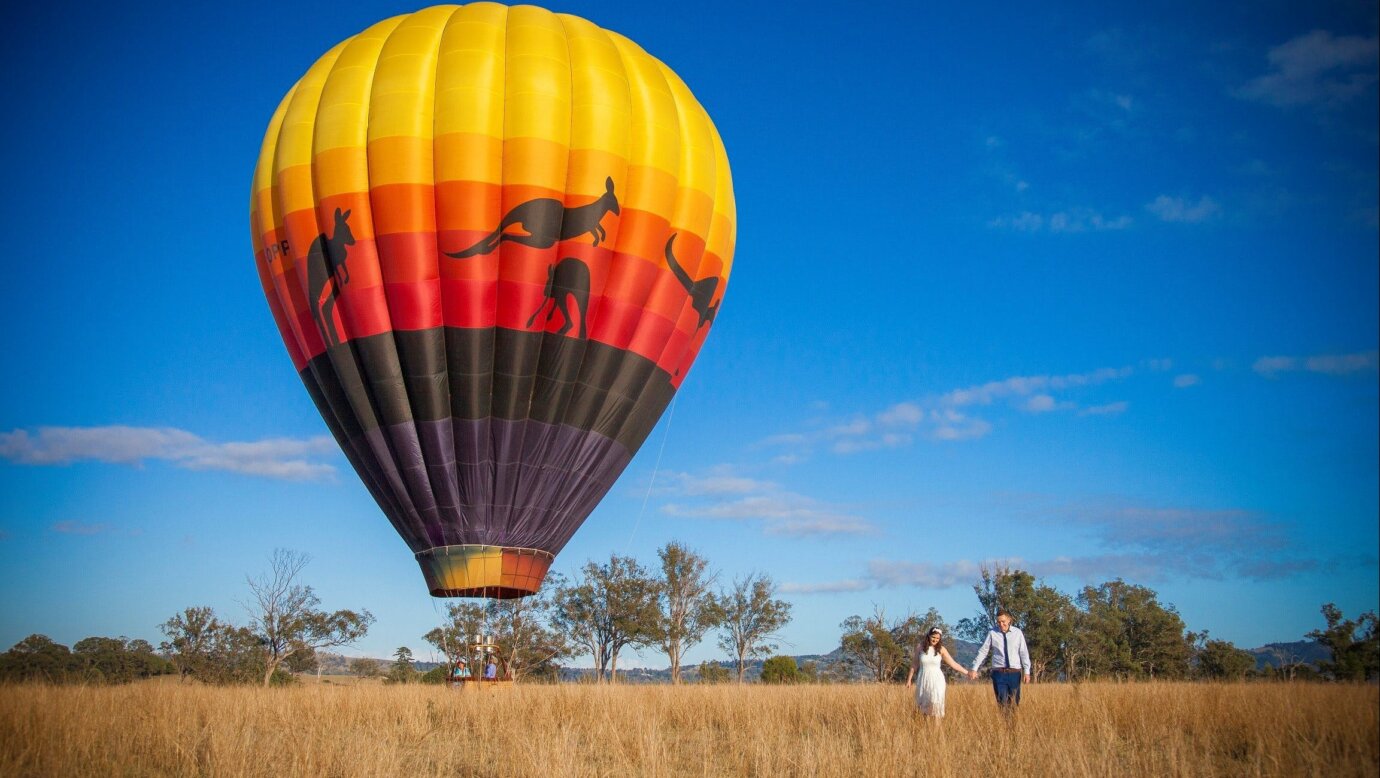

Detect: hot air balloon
250,4,734,598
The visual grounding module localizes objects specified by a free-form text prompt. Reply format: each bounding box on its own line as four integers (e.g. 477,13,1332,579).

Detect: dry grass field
1,681,1375,777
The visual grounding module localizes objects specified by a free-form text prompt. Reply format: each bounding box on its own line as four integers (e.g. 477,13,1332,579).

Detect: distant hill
323,639,1327,681
1249,641,1330,670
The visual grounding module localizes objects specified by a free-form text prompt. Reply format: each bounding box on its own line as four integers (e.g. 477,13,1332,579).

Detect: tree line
833,565,1379,684
2,551,1375,685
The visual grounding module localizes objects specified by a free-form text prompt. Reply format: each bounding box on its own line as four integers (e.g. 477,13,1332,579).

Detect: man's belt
992,668,1023,673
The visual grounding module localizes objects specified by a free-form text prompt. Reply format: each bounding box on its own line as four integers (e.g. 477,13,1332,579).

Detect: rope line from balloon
627,393,676,551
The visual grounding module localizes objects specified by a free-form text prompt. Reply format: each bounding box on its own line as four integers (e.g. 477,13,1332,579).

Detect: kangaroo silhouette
307,207,355,347
446,177,620,259
663,234,720,329
526,257,591,338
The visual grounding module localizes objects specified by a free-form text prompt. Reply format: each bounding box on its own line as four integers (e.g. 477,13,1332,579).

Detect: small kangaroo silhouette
307,207,354,347
446,177,620,259
664,234,720,329
526,257,590,338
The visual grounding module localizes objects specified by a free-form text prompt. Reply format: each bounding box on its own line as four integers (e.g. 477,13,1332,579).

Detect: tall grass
1,681,1375,777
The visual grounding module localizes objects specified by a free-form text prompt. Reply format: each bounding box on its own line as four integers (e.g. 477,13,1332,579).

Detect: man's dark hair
996,609,1012,620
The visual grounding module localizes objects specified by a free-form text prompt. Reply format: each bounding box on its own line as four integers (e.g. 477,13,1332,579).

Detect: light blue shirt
971,625,1031,675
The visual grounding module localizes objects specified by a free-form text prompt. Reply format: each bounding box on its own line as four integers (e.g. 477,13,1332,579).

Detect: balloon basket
416,545,553,598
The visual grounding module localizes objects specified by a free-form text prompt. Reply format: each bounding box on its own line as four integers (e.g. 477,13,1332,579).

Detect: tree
696,660,731,683
652,542,723,684
1077,579,1192,679
487,574,572,682
1193,633,1256,680
424,601,489,679
839,606,922,683
552,555,660,682
159,607,263,684
71,636,170,683
718,573,792,683
955,564,1077,681
244,549,374,686
760,655,802,684
1307,603,1380,681
348,657,381,679
388,646,417,684
0,634,79,682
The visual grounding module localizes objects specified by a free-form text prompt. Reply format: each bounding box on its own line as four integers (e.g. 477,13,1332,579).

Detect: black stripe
304,327,678,453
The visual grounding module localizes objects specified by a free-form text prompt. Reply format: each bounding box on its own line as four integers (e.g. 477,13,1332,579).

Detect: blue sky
1,0,1376,666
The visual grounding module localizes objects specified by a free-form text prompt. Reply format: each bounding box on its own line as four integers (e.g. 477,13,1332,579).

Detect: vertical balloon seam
596,34,689,466
433,2,505,552
652,63,723,407
270,45,417,541
428,4,471,547
369,9,459,551
529,26,648,553
493,5,567,549
503,9,574,551
351,16,447,551
614,57,714,455
310,17,436,549
527,11,626,554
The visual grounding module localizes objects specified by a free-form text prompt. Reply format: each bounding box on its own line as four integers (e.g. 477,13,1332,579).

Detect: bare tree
425,576,572,683
244,549,373,686
652,542,723,684
839,605,922,683
552,554,660,682
718,573,792,682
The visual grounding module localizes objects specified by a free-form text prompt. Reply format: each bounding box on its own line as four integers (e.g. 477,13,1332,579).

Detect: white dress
914,650,946,717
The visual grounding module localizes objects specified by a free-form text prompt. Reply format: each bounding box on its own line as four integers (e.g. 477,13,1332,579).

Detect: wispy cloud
780,579,871,595
658,467,876,538
1173,374,1200,389
861,495,1343,590
0,426,340,481
989,208,1133,233
1237,30,1380,108
1079,401,1129,416
1146,195,1221,223
51,520,116,536
941,367,1133,407
1253,350,1379,377
762,365,1135,455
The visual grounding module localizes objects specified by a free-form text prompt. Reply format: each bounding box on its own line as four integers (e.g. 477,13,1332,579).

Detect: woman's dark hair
921,627,944,656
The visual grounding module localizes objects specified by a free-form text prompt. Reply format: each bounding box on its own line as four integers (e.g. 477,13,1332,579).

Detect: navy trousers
991,671,1022,706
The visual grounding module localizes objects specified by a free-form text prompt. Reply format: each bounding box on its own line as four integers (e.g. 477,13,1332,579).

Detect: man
969,609,1031,709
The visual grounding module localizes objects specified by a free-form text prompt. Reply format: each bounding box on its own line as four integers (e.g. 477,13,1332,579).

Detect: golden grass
1,681,1375,777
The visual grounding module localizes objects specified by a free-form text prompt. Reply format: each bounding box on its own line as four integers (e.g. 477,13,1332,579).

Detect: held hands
967,670,978,681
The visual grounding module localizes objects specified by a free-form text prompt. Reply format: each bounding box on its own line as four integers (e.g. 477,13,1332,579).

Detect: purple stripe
350,418,631,555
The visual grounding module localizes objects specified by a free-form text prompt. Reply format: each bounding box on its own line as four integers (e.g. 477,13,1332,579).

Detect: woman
905,627,968,718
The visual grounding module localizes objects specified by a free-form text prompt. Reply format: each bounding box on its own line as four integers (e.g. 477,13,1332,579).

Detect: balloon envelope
250,4,735,597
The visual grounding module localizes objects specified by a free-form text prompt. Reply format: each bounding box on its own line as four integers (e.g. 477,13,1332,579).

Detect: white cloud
993,208,1133,233
666,469,777,496
780,579,871,595
1079,401,1129,416
1237,30,1380,108
1254,350,1379,377
0,426,339,481
1146,195,1222,223
941,366,1132,408
659,468,876,538
1173,374,1200,388
1024,394,1058,413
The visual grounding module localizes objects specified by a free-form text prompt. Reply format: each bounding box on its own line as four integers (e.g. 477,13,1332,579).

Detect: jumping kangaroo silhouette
663,234,720,329
526,257,591,338
446,177,620,259
307,207,354,347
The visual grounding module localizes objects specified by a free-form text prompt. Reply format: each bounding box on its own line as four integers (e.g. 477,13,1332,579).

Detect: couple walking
904,610,1031,718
